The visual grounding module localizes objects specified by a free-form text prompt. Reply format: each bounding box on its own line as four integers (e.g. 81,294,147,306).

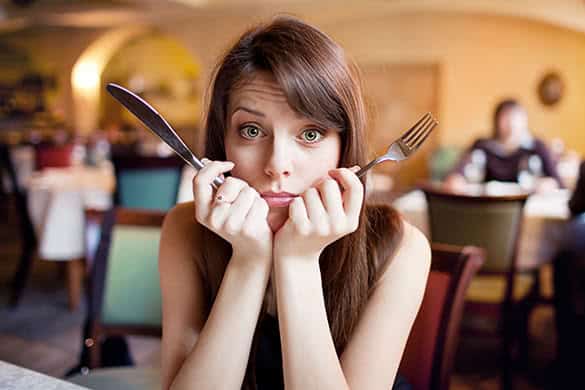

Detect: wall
2,10,585,155
320,12,585,154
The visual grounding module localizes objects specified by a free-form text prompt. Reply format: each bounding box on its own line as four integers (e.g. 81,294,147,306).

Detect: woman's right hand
192,159,273,265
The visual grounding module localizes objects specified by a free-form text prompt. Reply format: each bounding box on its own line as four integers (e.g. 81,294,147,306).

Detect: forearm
171,256,271,390
274,257,349,390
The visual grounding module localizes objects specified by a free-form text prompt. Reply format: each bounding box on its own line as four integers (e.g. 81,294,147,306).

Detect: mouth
260,191,298,208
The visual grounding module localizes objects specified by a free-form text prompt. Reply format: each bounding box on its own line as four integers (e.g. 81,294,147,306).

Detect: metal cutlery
356,112,438,178
105,83,225,188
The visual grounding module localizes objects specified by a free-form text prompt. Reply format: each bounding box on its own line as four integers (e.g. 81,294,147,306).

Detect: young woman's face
225,72,342,232
497,106,528,144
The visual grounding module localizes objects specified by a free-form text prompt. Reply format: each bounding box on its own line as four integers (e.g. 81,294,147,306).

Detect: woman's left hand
273,167,364,261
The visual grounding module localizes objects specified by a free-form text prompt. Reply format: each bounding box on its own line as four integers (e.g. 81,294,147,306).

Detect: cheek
225,146,260,180
299,140,341,183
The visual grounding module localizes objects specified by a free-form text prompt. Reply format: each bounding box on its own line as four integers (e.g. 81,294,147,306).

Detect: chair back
34,142,74,169
400,243,484,390
87,207,165,368
422,187,527,273
112,155,183,211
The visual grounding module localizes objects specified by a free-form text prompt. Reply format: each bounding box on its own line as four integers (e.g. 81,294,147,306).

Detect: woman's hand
192,159,273,265
273,167,364,261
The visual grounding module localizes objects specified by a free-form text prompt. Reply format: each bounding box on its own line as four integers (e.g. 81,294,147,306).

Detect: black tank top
253,314,412,390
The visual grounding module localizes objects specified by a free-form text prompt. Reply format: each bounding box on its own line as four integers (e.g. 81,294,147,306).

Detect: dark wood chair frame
402,243,485,390
1,143,38,307
421,185,539,389
85,207,166,368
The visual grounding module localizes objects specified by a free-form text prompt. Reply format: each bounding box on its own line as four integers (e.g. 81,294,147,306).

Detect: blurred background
1,1,584,389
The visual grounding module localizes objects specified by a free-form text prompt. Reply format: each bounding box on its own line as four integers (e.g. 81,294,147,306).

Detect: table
25,163,115,310
27,163,115,260
0,360,88,390
393,188,570,269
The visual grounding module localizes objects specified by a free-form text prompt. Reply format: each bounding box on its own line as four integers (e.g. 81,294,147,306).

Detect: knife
106,83,225,188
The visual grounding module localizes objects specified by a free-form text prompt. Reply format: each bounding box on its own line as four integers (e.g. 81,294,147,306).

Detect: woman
159,17,430,390
444,99,563,192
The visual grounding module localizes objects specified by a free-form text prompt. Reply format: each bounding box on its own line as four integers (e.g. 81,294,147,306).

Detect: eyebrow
232,106,265,117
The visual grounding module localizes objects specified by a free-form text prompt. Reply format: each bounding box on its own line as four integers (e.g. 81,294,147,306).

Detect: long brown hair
195,16,403,388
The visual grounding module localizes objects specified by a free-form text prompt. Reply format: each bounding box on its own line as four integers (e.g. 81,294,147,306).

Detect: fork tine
400,112,431,144
410,118,437,150
403,113,433,146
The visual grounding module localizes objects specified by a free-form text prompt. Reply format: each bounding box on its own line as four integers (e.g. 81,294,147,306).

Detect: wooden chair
83,207,165,368
112,154,184,211
1,143,38,307
68,207,165,389
400,243,485,390
34,142,74,169
421,186,535,389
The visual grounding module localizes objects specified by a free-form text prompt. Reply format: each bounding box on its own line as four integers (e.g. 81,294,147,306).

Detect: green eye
240,125,262,139
301,129,323,143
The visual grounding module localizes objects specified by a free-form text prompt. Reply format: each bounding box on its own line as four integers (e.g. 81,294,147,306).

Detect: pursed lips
260,191,298,207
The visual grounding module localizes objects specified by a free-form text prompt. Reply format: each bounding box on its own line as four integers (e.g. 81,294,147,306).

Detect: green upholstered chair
421,186,535,389
400,243,484,390
84,208,165,368
68,208,165,389
112,155,184,211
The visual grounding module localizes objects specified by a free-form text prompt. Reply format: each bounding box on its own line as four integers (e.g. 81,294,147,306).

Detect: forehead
229,72,293,113
501,106,526,118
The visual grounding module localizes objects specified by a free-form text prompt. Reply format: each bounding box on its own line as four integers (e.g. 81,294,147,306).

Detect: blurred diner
443,99,563,194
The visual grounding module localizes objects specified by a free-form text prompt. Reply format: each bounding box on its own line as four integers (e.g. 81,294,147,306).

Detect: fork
355,112,438,178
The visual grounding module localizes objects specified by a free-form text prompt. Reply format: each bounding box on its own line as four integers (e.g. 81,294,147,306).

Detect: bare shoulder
160,201,201,267
376,219,431,288
163,201,197,234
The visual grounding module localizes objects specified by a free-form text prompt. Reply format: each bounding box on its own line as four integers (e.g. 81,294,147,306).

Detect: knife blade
105,83,224,188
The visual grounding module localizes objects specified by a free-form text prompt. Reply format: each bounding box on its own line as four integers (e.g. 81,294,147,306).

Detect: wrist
274,252,321,267
229,252,272,274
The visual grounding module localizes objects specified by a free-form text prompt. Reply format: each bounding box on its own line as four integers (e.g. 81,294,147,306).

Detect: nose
264,138,292,179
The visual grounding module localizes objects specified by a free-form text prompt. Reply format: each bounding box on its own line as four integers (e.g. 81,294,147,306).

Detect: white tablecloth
393,189,571,268
27,164,115,260
0,360,88,390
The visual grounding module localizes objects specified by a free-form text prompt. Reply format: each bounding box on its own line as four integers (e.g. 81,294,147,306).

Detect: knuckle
294,221,311,237
331,222,344,236
323,178,337,190
242,186,257,199
315,224,330,236
224,220,240,235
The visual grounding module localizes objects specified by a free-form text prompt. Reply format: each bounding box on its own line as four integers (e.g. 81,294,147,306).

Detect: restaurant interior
1,0,585,389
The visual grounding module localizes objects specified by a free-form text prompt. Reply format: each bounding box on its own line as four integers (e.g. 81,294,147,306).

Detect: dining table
392,183,571,270
25,162,115,310
0,360,89,390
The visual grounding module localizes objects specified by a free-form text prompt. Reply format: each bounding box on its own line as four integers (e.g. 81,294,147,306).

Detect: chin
268,209,288,232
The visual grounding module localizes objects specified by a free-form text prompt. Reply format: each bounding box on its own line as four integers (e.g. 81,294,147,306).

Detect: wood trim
85,207,166,368
428,243,485,390
419,183,530,202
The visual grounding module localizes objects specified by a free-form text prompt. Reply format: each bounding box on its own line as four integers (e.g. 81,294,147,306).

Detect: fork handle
356,157,384,178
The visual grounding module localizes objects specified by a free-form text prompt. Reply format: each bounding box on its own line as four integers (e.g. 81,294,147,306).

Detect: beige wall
161,11,585,154
2,11,585,155
319,12,585,155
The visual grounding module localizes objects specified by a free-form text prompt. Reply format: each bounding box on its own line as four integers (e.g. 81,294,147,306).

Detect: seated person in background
568,160,585,215
444,99,563,193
